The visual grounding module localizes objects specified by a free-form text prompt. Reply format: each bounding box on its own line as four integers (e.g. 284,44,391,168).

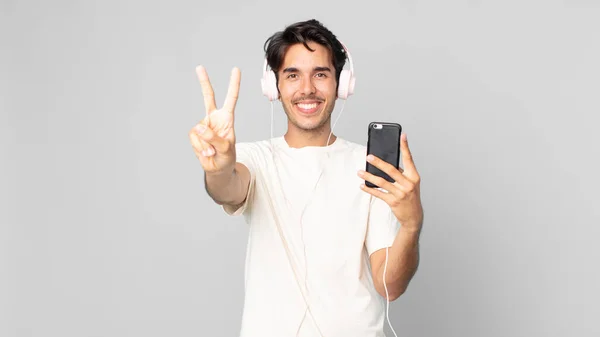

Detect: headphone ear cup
348,73,355,96
261,70,279,101
337,69,352,99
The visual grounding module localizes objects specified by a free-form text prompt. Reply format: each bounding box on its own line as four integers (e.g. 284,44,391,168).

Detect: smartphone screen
365,122,402,188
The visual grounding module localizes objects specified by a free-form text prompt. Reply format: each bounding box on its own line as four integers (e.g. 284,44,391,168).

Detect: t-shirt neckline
271,136,346,152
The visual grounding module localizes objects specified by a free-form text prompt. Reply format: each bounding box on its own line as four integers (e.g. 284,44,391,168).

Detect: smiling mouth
294,101,323,114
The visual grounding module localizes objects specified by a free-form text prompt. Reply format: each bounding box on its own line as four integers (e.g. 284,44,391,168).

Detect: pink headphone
261,42,356,101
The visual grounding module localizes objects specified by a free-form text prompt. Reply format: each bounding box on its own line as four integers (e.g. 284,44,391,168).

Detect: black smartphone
365,122,402,188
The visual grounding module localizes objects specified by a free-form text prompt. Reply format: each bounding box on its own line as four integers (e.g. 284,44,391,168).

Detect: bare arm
204,162,251,207
189,65,249,209
370,226,421,301
359,133,424,301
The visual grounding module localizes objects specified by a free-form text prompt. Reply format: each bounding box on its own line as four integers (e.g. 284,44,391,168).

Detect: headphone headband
340,41,354,75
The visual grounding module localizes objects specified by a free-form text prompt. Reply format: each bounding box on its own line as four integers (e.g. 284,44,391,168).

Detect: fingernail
366,154,374,162
196,125,206,134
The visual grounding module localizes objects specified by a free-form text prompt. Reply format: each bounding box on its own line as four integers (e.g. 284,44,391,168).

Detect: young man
189,19,424,337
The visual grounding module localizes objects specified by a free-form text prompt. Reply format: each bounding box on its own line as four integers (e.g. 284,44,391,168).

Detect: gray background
2,0,599,336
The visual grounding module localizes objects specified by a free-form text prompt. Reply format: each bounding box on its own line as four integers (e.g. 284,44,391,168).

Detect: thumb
194,123,231,154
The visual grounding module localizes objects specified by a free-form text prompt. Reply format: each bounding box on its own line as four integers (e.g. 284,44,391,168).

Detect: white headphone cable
269,101,326,337
268,96,347,336
270,99,274,140
266,78,396,337
325,99,398,337
384,246,398,337
326,95,397,336
326,98,345,148
258,170,326,337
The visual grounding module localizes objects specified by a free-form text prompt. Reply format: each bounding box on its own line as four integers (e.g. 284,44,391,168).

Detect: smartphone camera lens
373,124,382,129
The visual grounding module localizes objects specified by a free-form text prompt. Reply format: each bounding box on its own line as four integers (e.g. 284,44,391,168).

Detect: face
277,41,337,133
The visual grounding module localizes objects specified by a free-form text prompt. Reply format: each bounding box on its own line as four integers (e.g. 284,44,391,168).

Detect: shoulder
234,138,274,153
340,138,366,152
234,138,275,169
336,137,367,159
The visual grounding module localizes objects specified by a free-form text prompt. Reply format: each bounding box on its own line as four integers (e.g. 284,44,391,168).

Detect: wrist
400,221,422,235
205,164,235,179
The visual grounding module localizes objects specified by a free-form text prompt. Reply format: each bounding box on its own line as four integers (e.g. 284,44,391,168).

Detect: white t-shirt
222,136,400,337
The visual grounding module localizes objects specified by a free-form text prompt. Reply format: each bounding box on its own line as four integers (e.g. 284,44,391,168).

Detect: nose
300,76,316,96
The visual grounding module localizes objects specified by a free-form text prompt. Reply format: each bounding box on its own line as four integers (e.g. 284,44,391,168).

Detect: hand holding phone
361,122,424,233
365,122,402,188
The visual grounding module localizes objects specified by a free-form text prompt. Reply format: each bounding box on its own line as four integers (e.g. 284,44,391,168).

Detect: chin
291,114,331,132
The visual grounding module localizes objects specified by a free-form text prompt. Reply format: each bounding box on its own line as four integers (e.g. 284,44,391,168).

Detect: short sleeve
365,195,401,256
222,142,257,216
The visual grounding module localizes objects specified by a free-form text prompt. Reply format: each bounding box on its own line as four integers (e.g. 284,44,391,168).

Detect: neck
284,123,337,148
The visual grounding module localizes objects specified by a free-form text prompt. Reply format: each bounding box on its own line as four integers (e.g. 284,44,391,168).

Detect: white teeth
297,103,318,109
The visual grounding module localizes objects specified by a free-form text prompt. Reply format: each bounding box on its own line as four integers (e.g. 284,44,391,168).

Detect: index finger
366,154,405,183
195,65,216,113
400,133,419,181
223,67,241,112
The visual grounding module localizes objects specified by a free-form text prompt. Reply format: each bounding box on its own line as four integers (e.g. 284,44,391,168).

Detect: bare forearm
204,163,247,206
377,225,421,300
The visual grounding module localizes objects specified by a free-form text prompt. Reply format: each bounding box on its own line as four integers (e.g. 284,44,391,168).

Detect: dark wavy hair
263,19,347,91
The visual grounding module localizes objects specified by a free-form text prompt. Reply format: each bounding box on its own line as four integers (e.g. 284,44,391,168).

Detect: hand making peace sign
189,65,241,175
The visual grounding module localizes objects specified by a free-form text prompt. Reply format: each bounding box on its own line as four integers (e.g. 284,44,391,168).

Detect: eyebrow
282,66,332,73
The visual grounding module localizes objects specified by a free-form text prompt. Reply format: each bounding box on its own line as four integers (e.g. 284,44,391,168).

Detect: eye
287,73,298,79
315,73,327,78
